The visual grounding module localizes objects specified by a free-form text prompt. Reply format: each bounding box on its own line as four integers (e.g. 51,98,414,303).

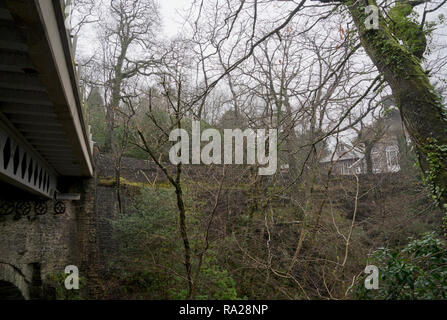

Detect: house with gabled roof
320,140,401,176
320,109,403,175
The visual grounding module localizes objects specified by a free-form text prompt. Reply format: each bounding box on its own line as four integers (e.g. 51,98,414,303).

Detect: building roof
319,144,364,163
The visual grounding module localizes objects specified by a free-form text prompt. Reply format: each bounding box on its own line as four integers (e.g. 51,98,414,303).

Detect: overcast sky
159,0,193,37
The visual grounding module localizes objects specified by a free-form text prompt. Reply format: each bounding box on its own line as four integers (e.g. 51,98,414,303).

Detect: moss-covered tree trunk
347,1,447,213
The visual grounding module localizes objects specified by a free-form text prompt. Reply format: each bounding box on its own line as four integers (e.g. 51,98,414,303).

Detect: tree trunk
104,107,114,152
104,76,122,153
104,46,126,152
284,95,299,177
347,1,447,211
365,142,373,175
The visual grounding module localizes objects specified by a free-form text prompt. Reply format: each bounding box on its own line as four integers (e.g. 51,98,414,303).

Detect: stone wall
0,151,99,299
96,154,167,183
0,199,80,299
0,151,149,299
95,184,118,266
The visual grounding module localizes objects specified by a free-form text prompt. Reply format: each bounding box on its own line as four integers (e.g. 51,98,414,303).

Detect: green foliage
422,139,447,216
47,272,84,300
353,232,447,300
196,253,241,300
168,250,241,300
107,187,240,300
388,3,427,59
112,187,178,250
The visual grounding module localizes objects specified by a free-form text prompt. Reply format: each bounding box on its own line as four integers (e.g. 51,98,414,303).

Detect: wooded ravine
70,0,447,300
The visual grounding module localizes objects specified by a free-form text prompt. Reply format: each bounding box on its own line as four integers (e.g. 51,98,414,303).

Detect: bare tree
97,0,161,152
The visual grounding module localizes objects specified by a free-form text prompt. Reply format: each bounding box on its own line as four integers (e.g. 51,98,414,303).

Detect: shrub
353,232,447,299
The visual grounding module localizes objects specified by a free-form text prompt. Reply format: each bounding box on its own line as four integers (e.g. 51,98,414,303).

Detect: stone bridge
0,0,97,299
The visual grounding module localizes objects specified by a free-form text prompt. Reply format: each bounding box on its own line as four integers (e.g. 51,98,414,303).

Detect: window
355,165,362,174
386,145,400,172
372,161,381,173
341,162,350,175
371,146,382,173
